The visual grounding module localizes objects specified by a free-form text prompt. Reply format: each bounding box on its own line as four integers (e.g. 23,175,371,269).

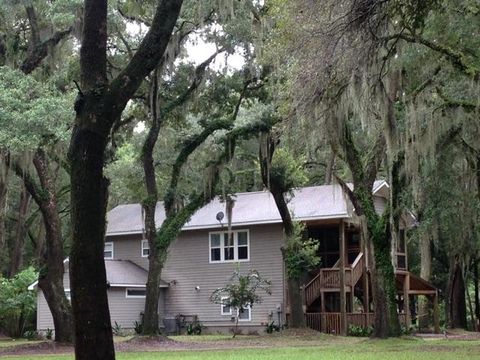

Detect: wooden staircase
305,252,364,306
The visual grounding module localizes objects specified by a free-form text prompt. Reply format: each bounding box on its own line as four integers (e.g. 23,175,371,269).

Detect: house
31,180,439,334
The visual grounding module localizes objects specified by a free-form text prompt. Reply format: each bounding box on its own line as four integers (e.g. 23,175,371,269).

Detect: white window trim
104,242,114,260
220,296,232,316
209,229,250,263
125,288,147,299
64,289,71,301
141,239,150,258
237,305,251,322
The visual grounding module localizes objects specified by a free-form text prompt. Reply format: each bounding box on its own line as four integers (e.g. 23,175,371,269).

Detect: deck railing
304,252,364,306
305,312,404,334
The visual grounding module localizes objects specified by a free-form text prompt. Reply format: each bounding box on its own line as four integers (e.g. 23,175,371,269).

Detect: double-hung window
141,240,150,257
209,230,249,263
104,242,113,259
220,296,232,316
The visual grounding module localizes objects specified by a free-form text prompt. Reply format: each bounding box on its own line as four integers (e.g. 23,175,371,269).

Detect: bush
186,321,202,335
265,321,281,334
45,328,53,340
133,320,143,335
348,324,373,337
112,321,125,336
0,267,37,337
23,330,39,340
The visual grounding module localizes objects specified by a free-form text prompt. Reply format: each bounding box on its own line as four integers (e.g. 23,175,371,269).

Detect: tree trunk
69,126,115,357
33,151,73,342
346,181,400,338
69,0,183,355
0,158,8,275
474,259,480,331
141,70,162,335
418,232,432,329
9,187,31,277
11,151,73,342
447,258,467,329
324,153,335,185
259,135,305,328
369,220,400,337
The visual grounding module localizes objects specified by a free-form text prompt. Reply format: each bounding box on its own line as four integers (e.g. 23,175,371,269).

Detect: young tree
211,268,272,337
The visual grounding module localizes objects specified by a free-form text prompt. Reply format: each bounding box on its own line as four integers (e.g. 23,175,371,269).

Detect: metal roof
28,259,168,290
106,181,388,236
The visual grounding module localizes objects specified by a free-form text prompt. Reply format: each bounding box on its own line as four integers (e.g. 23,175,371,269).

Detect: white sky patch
123,21,245,72
186,36,245,71
134,121,146,133
125,21,149,37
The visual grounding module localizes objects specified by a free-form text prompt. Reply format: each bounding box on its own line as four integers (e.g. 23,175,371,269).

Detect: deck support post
433,291,440,334
339,220,347,335
404,273,411,328
361,218,370,313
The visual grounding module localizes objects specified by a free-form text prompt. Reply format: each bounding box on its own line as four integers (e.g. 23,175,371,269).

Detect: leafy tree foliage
0,267,37,337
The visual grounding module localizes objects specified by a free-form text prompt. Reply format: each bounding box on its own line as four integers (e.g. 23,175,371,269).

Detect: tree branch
385,32,479,78
20,27,72,74
161,48,224,115
108,0,184,113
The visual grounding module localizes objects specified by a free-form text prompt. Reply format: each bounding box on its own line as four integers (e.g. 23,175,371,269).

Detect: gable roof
106,180,389,236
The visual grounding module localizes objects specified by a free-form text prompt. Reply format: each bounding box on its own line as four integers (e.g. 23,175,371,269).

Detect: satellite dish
216,211,224,222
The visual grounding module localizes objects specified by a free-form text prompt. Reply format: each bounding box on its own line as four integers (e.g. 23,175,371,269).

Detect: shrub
45,328,53,340
186,321,202,335
265,321,281,334
0,267,37,337
348,324,373,337
112,321,124,336
23,330,39,340
133,320,143,335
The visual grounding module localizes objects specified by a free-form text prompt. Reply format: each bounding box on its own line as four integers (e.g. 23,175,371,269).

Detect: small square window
104,242,113,259
126,288,146,298
238,305,251,321
221,297,232,315
141,240,150,257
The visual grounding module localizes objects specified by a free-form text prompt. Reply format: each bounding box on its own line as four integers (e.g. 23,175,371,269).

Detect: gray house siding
37,265,70,330
374,196,387,215
36,265,162,330
108,234,148,270
160,224,285,328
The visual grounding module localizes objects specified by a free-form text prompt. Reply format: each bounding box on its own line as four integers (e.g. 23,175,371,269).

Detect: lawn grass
2,336,480,360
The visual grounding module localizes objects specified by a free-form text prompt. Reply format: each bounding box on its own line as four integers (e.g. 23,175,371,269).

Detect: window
126,288,147,298
104,242,113,259
141,240,150,257
237,305,251,321
220,297,232,316
209,230,249,263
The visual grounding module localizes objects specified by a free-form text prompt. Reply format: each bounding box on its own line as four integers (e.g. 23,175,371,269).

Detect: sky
125,22,246,134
